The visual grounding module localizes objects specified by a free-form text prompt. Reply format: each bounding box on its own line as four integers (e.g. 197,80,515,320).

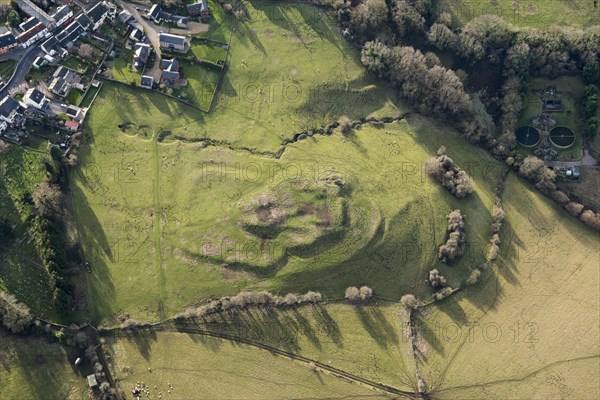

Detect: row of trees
582,61,599,139
174,290,324,321
438,209,467,263
344,286,373,301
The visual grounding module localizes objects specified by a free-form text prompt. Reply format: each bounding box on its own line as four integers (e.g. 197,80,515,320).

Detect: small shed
87,374,98,388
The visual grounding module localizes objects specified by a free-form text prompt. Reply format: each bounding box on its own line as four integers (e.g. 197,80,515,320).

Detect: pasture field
171,302,416,389
0,332,88,400
187,1,403,152
0,146,55,318
105,330,393,399
437,0,600,29
194,0,234,42
414,173,600,398
73,80,502,324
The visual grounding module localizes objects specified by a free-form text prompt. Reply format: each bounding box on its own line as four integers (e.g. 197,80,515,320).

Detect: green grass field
105,330,394,399
72,80,501,324
184,1,403,152
438,0,600,28
415,173,600,398
195,0,234,42
0,60,16,79
105,48,141,85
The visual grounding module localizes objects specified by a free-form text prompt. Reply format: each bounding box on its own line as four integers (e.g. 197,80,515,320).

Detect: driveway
116,0,166,80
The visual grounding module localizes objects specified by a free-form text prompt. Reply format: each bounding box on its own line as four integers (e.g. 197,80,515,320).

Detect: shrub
428,269,446,288
359,286,373,300
425,149,473,198
337,115,352,134
580,210,600,231
344,286,360,301
400,294,418,309
432,287,454,301
466,269,481,285
565,202,584,216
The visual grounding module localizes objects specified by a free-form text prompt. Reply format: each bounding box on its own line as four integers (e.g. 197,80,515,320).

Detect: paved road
547,147,599,168
0,44,43,98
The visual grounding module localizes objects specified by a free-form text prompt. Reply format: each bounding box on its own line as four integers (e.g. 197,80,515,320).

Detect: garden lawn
105,330,394,399
190,41,227,63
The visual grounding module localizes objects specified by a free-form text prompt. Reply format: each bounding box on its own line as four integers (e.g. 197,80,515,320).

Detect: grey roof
87,2,109,24
20,17,40,32
118,10,133,22
33,57,45,67
187,1,209,14
66,106,79,117
0,97,20,118
141,75,154,87
148,4,162,18
57,20,84,46
28,89,45,104
161,58,179,71
52,5,72,22
0,33,18,49
41,36,58,52
130,28,143,40
159,33,185,46
76,13,92,30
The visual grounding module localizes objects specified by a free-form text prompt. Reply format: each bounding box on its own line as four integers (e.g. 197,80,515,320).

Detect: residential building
160,58,180,86
23,88,48,110
19,17,40,32
130,28,143,42
0,33,19,54
76,13,92,31
32,56,46,69
14,0,55,28
64,120,79,132
133,43,151,70
140,75,154,89
56,20,84,47
0,96,26,126
187,0,210,19
49,66,81,97
18,22,48,48
86,1,110,31
158,33,187,52
51,5,73,27
118,9,133,24
147,4,162,23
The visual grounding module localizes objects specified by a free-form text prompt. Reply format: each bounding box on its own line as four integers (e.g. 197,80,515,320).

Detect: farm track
100,322,423,399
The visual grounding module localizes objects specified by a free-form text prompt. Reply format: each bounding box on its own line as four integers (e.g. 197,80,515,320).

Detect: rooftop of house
52,5,72,21
41,36,58,51
188,1,209,12
161,58,179,72
130,28,143,40
0,33,18,49
76,13,92,30
119,9,133,22
87,2,109,23
148,4,162,19
0,96,21,118
158,33,186,46
141,75,154,87
19,23,46,43
66,106,80,117
25,88,46,105
20,17,40,32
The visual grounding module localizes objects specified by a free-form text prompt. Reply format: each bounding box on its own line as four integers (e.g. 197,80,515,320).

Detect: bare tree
0,291,33,333
345,286,360,301
78,44,93,59
359,286,373,300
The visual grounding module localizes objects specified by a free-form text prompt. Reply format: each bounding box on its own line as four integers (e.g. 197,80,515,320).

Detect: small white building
23,88,49,110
